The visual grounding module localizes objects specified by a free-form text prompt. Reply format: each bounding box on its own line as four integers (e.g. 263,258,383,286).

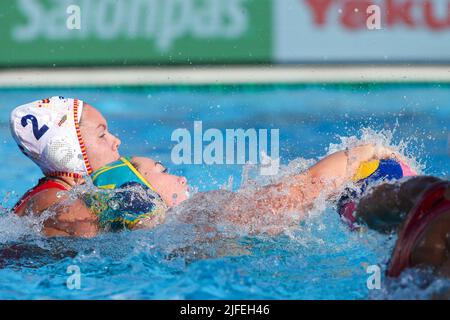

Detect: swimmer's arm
180,145,403,235
300,144,403,193
25,188,99,237
252,144,401,214
355,176,443,233
216,145,403,234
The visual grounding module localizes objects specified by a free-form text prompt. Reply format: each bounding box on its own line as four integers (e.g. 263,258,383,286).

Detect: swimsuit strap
387,181,450,277
13,178,68,213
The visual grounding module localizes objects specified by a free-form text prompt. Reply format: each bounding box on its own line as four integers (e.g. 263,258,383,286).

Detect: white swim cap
10,96,93,178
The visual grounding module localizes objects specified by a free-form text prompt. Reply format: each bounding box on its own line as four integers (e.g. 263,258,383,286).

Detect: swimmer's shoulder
14,178,68,215
15,187,69,216
17,186,99,237
15,179,96,221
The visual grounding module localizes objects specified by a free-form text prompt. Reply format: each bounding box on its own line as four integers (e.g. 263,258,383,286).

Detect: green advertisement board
0,0,272,67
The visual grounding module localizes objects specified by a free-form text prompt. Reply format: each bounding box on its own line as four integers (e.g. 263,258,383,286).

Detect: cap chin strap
45,98,93,179
74,99,93,175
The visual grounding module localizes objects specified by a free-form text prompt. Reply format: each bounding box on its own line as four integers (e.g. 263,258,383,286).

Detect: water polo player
10,96,121,236
353,176,450,278
85,156,188,231
88,145,406,235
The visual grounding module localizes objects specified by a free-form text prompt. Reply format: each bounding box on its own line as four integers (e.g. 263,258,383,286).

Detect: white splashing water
327,127,424,174
165,128,424,246
0,128,425,248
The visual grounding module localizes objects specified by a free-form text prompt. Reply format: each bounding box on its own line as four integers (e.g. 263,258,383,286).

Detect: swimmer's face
131,157,189,207
80,104,121,172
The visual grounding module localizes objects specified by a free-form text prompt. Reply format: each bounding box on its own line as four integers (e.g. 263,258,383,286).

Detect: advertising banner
0,0,272,66
1,0,450,66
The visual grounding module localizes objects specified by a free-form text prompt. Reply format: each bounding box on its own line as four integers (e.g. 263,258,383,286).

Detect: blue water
0,84,449,299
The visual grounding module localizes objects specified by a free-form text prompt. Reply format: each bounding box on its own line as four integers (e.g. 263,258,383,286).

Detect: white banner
275,0,450,62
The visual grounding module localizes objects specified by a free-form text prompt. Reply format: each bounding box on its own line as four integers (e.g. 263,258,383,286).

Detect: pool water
0,84,449,299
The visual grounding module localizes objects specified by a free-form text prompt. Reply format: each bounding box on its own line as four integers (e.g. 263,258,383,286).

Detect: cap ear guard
115,182,157,214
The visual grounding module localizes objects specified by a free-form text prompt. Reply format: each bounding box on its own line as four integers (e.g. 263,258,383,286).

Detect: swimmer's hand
40,191,99,237
342,144,410,178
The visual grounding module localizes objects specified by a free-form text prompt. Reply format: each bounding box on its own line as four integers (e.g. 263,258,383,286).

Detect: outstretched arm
251,144,401,215
218,144,403,234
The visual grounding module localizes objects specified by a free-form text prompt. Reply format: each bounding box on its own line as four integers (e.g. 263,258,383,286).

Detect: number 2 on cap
21,115,49,140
